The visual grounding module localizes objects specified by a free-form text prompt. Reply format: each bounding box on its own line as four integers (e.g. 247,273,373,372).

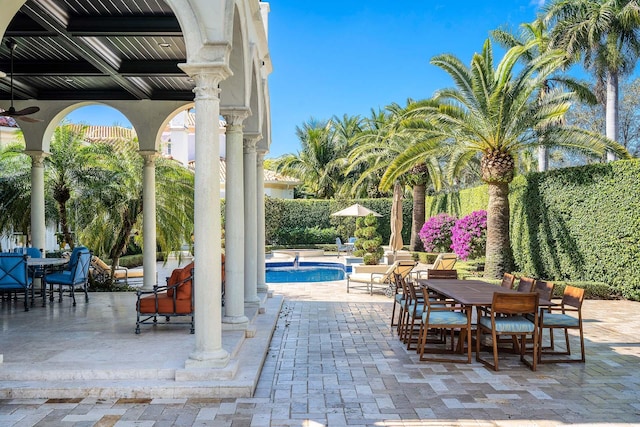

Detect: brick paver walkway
1,280,640,426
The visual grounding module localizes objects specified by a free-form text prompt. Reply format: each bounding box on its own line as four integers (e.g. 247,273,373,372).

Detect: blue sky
67,0,546,158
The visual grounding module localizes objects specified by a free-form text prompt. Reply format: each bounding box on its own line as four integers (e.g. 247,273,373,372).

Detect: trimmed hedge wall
424,159,640,300
264,197,413,247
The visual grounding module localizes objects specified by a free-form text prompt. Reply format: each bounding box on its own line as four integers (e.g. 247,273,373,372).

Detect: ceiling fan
0,39,41,123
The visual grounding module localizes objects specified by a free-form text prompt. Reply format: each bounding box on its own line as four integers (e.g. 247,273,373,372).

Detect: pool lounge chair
347,260,416,295
91,255,144,286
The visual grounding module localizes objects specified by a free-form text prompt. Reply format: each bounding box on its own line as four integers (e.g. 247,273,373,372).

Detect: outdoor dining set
0,246,91,310
388,266,586,371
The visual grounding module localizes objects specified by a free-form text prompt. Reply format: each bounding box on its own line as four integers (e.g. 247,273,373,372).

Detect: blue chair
13,247,43,258
0,253,32,311
44,246,91,306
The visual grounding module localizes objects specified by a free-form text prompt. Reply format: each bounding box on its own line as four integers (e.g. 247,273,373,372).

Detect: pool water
266,262,350,283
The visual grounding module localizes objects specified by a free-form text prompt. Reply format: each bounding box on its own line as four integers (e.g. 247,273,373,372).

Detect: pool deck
2,255,639,426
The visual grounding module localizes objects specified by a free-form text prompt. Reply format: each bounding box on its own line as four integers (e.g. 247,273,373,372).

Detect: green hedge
424,159,640,300
264,197,413,246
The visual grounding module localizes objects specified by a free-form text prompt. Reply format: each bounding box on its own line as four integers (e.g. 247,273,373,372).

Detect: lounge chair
411,253,457,280
91,255,144,286
347,260,416,295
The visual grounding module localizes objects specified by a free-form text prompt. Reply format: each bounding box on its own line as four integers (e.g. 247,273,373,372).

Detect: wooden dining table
416,278,553,307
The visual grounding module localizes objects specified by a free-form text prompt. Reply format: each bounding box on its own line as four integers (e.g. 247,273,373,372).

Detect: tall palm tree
46,124,96,249
348,100,445,251
394,40,629,278
544,0,640,161
272,119,342,199
492,17,598,171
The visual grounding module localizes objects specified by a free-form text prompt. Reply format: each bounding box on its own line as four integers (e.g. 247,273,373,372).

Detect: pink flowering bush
419,213,457,252
451,210,487,260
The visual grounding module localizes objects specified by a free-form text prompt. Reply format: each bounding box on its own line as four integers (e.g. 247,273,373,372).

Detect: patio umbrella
389,182,404,253
331,203,382,217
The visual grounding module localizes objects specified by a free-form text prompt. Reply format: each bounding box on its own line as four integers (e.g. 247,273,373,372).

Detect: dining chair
500,273,516,289
399,275,426,349
44,246,91,306
0,253,31,311
517,276,536,293
476,292,539,371
417,285,472,363
538,285,585,363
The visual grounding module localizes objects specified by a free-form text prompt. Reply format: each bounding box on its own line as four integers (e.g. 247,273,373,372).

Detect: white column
256,149,268,293
243,136,260,304
25,151,48,252
179,65,230,368
222,109,250,327
140,151,158,290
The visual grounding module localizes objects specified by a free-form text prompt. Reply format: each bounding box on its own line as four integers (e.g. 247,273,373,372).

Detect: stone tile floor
1,277,640,426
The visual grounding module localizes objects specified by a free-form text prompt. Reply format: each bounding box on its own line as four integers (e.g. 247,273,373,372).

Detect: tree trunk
537,145,548,172
108,217,134,276
606,70,619,162
56,201,74,250
410,184,425,251
483,182,514,279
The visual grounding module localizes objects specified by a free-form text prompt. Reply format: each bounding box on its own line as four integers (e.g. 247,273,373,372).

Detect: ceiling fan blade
12,106,40,116
16,115,43,123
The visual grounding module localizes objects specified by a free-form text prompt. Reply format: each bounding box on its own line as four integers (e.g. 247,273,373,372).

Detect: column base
222,315,249,330
244,296,261,305
257,283,268,293
186,348,230,369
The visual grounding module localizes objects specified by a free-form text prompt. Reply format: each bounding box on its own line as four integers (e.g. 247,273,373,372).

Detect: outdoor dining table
415,278,553,355
416,278,553,307
26,258,68,306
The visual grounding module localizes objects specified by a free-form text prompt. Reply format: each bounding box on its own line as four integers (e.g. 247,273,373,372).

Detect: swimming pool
266,262,351,283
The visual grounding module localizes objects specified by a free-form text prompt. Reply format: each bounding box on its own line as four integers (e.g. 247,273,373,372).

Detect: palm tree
272,119,342,198
492,17,598,171
46,124,97,249
394,40,629,278
75,138,194,273
544,0,640,161
348,100,445,251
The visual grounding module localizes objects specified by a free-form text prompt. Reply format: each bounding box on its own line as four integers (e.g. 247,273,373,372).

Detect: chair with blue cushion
417,283,472,363
539,285,585,363
476,292,539,371
44,246,91,306
0,253,32,311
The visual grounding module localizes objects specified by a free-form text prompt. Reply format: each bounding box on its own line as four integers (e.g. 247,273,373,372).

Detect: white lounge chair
347,260,416,295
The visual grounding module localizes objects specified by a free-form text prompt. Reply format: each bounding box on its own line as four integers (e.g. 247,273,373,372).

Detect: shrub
419,213,457,252
354,214,384,265
451,210,487,260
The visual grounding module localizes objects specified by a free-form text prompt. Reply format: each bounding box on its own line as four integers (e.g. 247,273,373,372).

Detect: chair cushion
408,303,424,318
541,313,580,327
395,294,404,303
138,293,192,314
45,271,73,285
423,310,467,326
479,315,535,333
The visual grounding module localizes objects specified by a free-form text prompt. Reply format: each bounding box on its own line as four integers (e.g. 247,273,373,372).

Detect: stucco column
256,149,268,293
25,151,49,252
243,136,260,304
179,64,230,368
140,151,158,290
221,108,250,328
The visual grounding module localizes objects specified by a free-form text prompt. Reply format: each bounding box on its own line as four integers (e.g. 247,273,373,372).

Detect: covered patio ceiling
0,0,194,103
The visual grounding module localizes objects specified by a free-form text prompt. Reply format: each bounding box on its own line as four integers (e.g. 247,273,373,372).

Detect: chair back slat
426,269,457,279
491,292,538,315
500,273,516,289
69,247,91,284
517,277,536,293
535,280,555,301
562,285,585,309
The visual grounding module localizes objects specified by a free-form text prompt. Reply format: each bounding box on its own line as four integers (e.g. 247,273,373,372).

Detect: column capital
139,150,159,165
256,151,265,167
243,132,262,153
221,107,251,127
179,64,231,102
24,150,50,167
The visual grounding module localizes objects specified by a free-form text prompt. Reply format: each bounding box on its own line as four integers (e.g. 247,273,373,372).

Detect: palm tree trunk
410,184,425,251
606,70,619,162
537,145,548,172
483,182,514,279
57,201,75,250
